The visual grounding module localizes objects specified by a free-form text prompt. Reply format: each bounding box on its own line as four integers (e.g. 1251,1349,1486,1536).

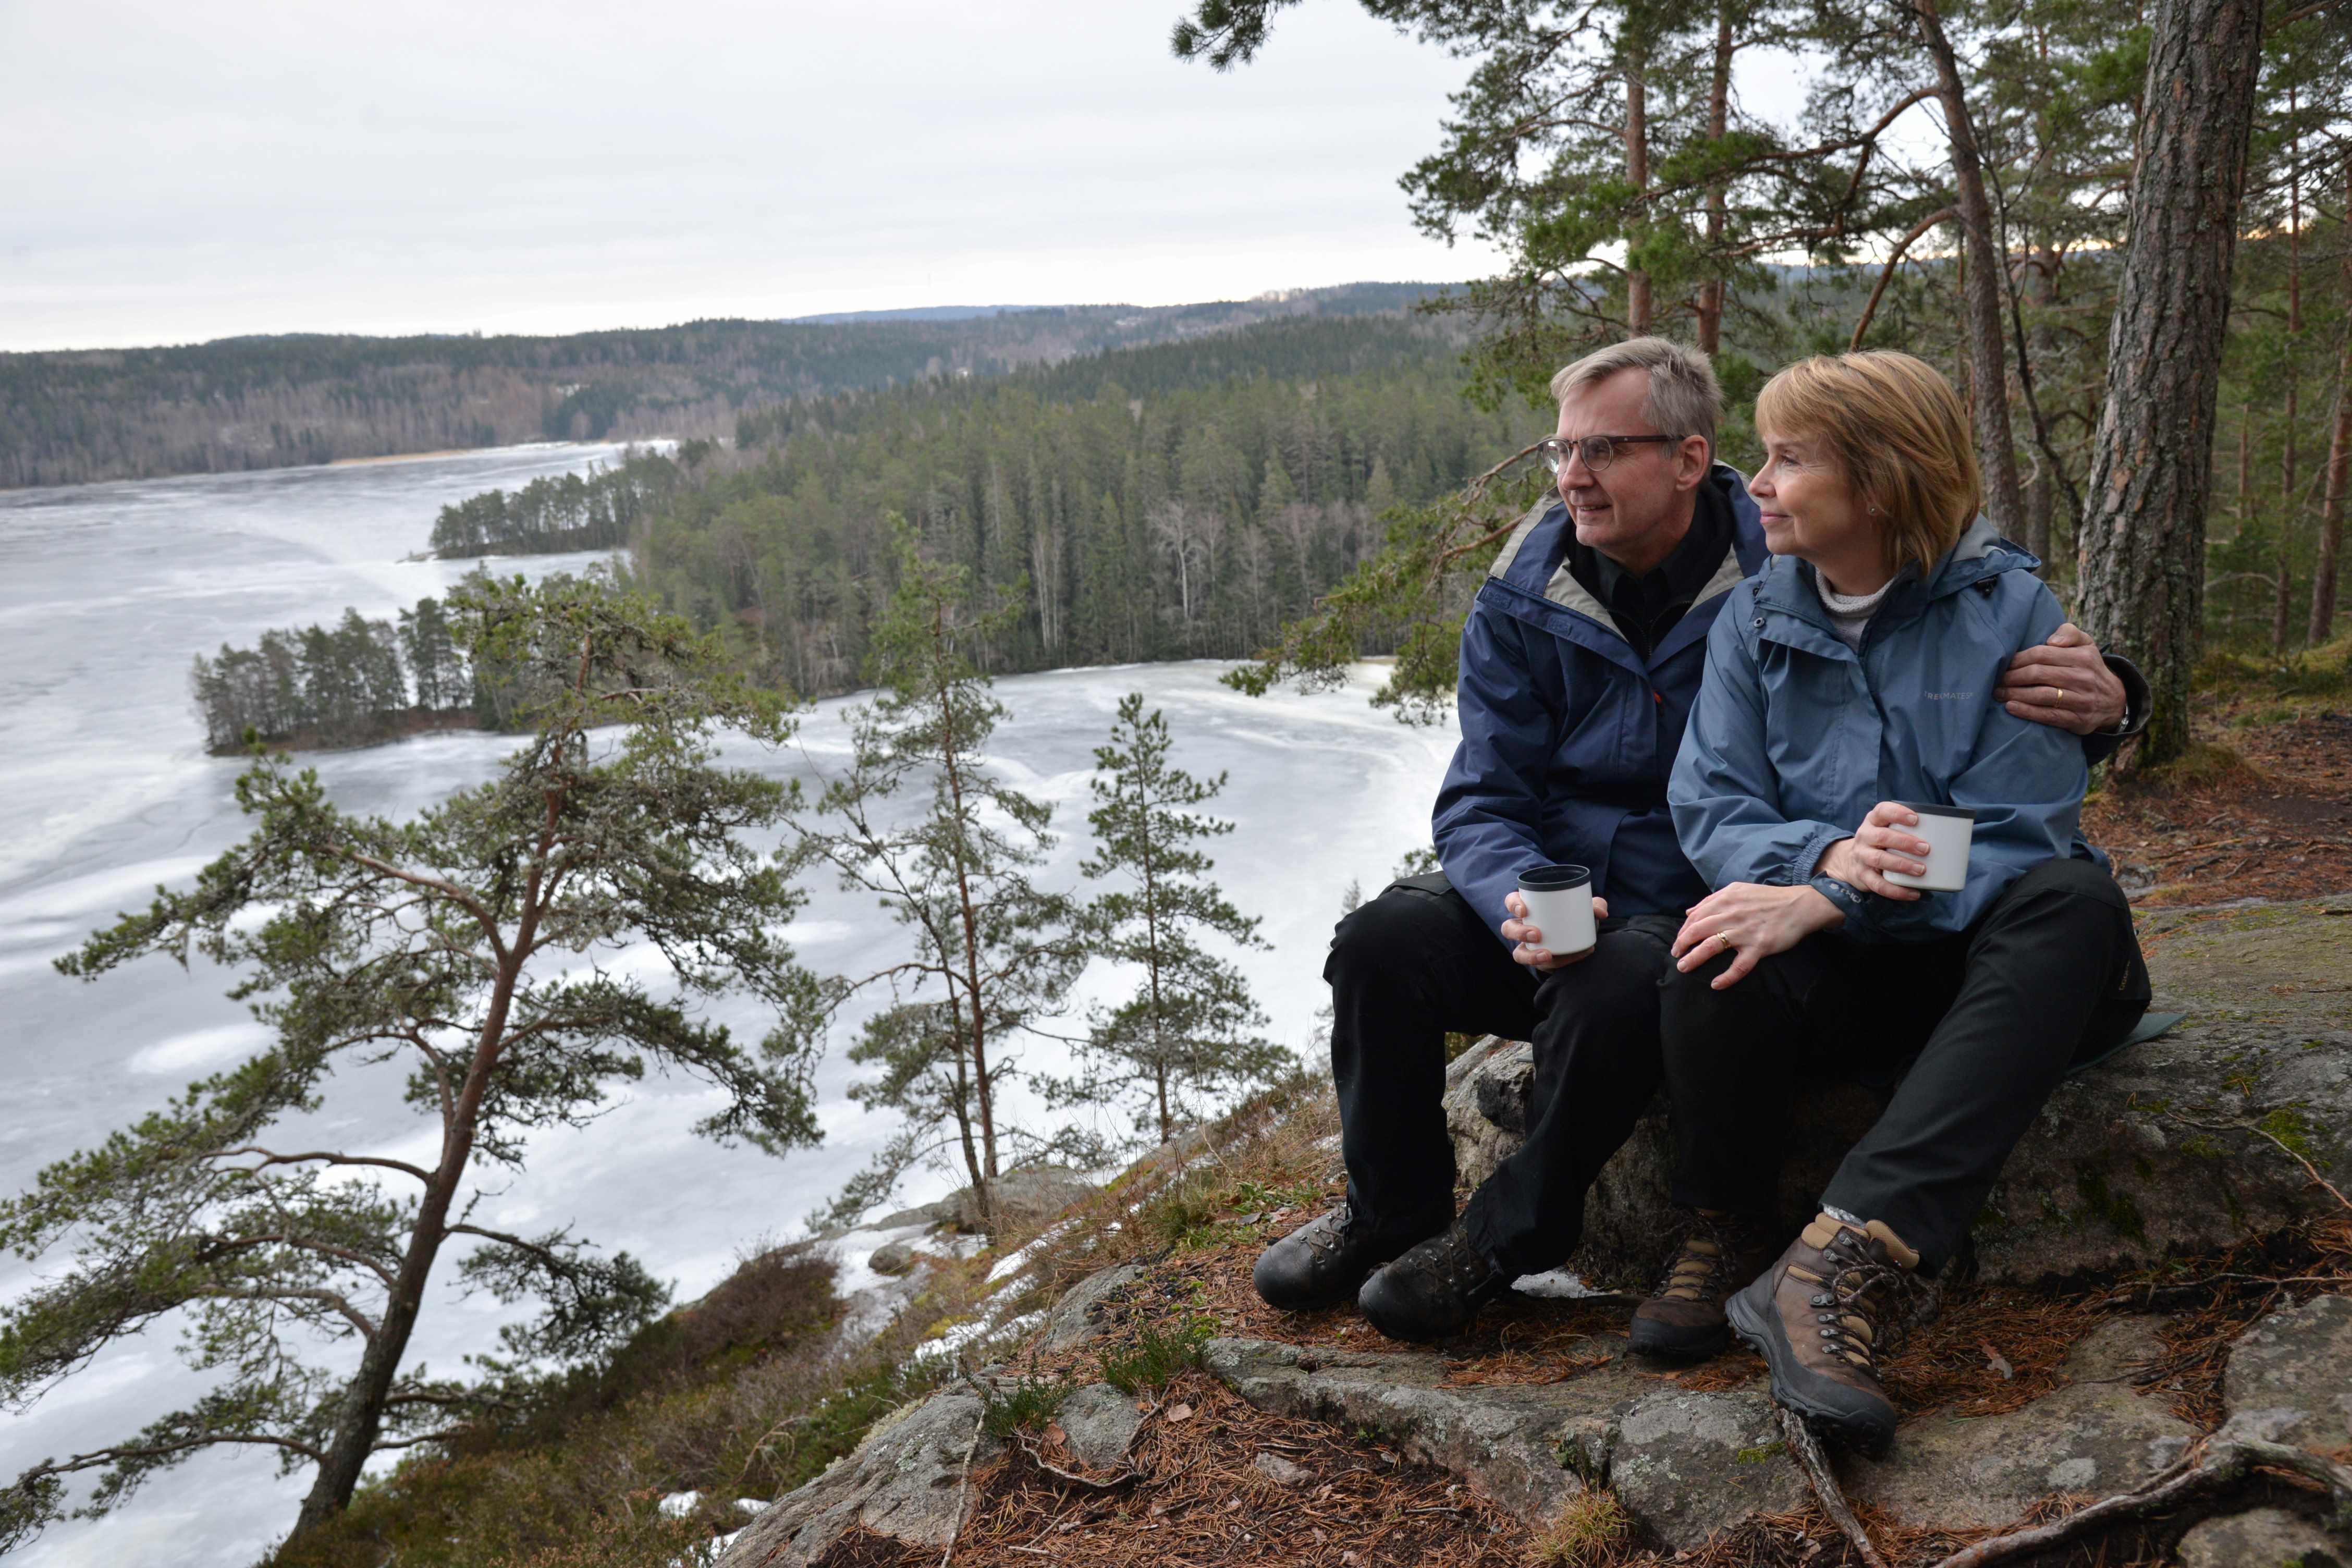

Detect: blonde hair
1550,337,1722,462
1754,351,1981,577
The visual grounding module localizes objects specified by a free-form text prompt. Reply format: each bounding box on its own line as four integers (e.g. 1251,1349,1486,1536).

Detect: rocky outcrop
2177,1506,2349,1567
1040,1263,1145,1352
1843,1319,2197,1529
2220,1291,2352,1455
1446,900,2352,1289
716,1390,996,1567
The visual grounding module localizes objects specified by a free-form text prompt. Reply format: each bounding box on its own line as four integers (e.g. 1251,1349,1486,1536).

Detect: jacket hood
1754,514,2041,629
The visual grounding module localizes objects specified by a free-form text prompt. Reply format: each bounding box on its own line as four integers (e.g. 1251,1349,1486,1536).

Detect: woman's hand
1502,890,1609,971
1814,801,1933,901
1671,883,1843,989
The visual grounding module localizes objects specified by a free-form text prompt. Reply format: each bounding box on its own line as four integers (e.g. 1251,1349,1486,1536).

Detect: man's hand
1670,883,1843,989
1503,889,1609,971
1815,802,1933,902
1996,622,2125,735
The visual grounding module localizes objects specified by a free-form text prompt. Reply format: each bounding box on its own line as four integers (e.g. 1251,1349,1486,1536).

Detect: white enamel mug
1516,862,1597,957
1881,803,1976,892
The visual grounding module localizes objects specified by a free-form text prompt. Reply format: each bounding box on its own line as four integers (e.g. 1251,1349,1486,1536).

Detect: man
1251,338,2146,1343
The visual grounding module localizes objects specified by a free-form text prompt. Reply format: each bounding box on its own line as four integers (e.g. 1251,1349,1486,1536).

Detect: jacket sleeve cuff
1783,822,1850,887
1808,874,1876,931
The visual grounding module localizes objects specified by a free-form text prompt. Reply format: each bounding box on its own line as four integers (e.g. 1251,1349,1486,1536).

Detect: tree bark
2311,157,2352,644
2276,100,2303,652
2023,246,2058,564
1914,0,2026,530
2075,0,2265,766
1695,0,1732,357
1624,46,1652,335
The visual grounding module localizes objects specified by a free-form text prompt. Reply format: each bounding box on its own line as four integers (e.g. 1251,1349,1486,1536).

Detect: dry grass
1525,1491,1632,1567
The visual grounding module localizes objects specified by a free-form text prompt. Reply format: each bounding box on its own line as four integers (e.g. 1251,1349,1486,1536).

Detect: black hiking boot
1253,1202,1430,1313
1356,1220,1511,1342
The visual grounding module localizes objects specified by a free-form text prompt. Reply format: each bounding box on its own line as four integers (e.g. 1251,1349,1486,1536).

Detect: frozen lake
0,446,1455,1565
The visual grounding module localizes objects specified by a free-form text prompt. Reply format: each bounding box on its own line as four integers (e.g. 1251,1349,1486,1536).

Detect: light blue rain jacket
1668,517,2101,941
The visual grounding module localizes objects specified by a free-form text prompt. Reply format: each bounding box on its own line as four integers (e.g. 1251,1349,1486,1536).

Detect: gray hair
1549,337,1722,460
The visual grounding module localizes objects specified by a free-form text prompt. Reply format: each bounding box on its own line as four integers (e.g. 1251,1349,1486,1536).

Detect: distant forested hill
620,313,1529,697
0,284,1437,488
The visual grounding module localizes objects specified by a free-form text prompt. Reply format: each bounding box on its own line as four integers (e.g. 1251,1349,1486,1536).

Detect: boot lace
1653,1212,1751,1305
1806,1228,1925,1377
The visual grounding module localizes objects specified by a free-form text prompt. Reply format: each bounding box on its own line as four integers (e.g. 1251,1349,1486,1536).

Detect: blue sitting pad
2066,1011,2186,1077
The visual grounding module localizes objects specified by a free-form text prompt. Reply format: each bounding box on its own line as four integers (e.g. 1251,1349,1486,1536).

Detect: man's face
1553,366,1709,571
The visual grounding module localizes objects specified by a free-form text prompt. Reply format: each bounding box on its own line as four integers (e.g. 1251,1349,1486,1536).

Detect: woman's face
1748,425,1882,587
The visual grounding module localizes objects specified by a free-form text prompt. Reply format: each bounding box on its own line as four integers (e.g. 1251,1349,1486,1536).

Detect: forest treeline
1,284,1429,489
192,315,1505,750
189,589,542,753
630,315,1523,696
429,445,705,557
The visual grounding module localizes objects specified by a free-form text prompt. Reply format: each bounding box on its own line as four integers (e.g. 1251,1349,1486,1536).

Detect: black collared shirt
1566,483,1734,660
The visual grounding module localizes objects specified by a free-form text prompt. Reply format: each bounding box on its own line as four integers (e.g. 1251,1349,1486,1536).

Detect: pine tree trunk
1914,0,2025,530
2311,155,2352,645
2275,111,2302,654
292,905,541,1534
930,603,1000,1196
1696,1,1732,358
2024,247,2057,564
2075,0,2264,766
1624,50,1652,335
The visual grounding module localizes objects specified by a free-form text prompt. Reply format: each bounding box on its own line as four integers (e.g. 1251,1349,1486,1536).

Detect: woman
1650,351,2149,1451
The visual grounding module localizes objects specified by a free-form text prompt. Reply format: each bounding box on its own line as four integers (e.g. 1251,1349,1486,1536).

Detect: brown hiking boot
1628,1210,1777,1361
1724,1211,1924,1454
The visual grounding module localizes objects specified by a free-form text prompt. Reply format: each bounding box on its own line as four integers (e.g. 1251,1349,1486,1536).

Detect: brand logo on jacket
1924,692,1975,701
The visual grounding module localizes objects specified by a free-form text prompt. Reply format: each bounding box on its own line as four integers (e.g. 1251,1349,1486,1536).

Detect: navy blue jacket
1433,465,1770,940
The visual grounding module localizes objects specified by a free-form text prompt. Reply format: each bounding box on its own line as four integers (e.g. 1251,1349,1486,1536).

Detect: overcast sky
0,0,1520,351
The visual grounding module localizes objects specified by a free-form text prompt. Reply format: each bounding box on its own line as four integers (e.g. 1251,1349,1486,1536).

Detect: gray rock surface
866,1241,918,1276
1609,1389,1807,1549
2222,1291,2352,1455
1447,902,2352,1288
1055,1382,1144,1470
1846,1319,2196,1530
1202,1334,1642,1524
946,1166,1099,1233
1040,1263,1145,1352
1201,1334,1803,1546
716,1390,998,1567
2176,1506,2348,1568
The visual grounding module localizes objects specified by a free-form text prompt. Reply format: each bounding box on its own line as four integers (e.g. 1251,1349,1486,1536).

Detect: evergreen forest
0,285,1428,489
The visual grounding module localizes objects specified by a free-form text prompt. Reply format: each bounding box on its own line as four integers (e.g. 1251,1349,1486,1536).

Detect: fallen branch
1924,1434,2352,1568
1012,1432,1149,1491
1775,1404,1888,1568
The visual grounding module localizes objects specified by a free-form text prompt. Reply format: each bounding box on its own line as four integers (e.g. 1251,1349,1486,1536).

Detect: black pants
1659,857,2151,1272
1325,876,1681,1278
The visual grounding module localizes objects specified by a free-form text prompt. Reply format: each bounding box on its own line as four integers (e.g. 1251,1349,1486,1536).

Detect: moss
2256,1107,2328,1169
2179,1134,2225,1161
2074,1166,2149,1242
1733,1440,1787,1464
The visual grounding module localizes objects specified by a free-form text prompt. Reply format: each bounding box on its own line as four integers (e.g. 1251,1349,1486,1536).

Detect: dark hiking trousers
1658,856,2151,1273
1325,875,1682,1279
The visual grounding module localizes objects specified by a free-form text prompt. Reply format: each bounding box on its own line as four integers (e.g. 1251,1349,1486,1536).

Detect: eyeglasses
1535,434,1683,475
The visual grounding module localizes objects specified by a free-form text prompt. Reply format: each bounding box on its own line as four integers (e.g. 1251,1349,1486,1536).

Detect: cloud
0,0,1503,349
